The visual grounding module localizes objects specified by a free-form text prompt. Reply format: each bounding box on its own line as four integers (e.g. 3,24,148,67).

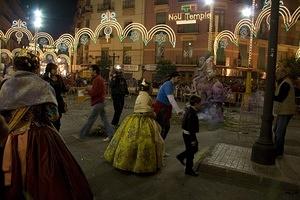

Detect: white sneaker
103,137,110,142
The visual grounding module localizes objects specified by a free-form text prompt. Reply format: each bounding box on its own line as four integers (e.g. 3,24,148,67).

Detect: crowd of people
0,49,298,198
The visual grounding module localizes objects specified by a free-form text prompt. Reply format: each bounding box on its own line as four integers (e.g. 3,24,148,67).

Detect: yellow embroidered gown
104,91,164,173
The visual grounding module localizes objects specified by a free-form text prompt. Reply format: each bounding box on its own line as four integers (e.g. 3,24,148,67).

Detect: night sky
21,0,78,38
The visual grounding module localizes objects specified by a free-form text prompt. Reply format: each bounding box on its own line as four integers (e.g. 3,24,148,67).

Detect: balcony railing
98,3,114,12
123,1,135,9
155,0,169,5
175,57,198,65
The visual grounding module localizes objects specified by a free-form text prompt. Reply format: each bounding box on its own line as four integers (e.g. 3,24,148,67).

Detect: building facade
75,0,146,79
0,0,25,49
74,0,300,81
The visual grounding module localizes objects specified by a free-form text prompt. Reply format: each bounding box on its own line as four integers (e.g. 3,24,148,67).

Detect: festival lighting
241,7,252,18
214,1,300,63
204,0,214,52
204,0,214,6
33,9,43,29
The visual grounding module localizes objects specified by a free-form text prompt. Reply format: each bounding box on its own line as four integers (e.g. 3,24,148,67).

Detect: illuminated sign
123,64,139,72
168,12,211,24
168,4,210,25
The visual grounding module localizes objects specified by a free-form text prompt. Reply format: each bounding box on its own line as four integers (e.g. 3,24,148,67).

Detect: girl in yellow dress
104,79,164,173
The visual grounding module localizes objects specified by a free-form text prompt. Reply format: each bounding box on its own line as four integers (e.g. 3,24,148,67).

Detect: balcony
98,3,114,12
123,56,132,64
155,0,169,5
175,57,198,65
123,1,135,9
83,5,93,13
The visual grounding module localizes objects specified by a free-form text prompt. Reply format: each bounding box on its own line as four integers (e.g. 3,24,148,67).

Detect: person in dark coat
176,95,202,176
42,63,68,131
110,70,129,127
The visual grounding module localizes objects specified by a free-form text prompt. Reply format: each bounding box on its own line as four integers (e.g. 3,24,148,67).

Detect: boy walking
176,95,202,176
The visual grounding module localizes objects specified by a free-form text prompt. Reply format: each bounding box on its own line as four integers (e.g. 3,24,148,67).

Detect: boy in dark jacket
176,95,202,176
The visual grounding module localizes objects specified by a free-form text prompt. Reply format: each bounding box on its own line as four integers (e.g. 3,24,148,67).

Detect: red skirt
153,101,173,121
2,124,93,200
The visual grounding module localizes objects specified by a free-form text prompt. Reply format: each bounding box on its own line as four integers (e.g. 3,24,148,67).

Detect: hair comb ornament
141,79,149,86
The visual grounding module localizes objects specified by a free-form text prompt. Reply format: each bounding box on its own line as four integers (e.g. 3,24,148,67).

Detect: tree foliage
280,57,300,79
97,57,111,80
154,60,176,83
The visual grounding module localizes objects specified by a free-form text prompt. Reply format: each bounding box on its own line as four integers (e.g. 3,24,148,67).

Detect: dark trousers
177,133,198,172
111,94,125,126
273,114,293,156
156,109,170,140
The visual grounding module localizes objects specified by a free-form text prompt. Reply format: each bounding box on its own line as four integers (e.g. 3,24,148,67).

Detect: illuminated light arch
55,34,75,52
0,30,5,40
0,49,13,59
74,28,96,48
11,48,22,56
289,7,300,29
296,47,300,61
57,54,71,66
94,21,123,40
121,23,148,43
5,20,33,44
43,51,57,61
279,2,291,30
214,1,300,61
33,32,55,46
148,24,176,47
213,30,238,60
234,19,256,37
255,7,271,32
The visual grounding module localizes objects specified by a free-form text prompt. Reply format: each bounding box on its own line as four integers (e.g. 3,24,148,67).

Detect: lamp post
205,0,214,53
251,0,280,165
33,9,42,54
242,2,255,109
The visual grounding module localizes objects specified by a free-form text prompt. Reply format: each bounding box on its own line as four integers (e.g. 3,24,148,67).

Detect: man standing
273,66,297,157
110,70,129,127
80,65,114,141
153,72,183,141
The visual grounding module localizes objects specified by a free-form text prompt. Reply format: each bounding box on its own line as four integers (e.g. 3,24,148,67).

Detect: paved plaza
60,94,300,200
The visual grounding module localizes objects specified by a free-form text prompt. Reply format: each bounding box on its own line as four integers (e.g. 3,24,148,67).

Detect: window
214,9,225,32
216,43,226,65
123,0,135,9
257,47,266,70
182,41,193,64
156,12,166,24
124,21,133,38
123,47,132,64
155,0,168,5
177,24,198,33
85,19,90,27
239,44,248,67
155,43,165,63
98,0,113,12
101,48,109,61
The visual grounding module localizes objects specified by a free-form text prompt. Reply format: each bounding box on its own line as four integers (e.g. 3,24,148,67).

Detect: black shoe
176,155,185,166
185,170,198,177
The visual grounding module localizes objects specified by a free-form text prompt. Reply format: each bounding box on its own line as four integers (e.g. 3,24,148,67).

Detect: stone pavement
198,143,300,191
60,94,300,199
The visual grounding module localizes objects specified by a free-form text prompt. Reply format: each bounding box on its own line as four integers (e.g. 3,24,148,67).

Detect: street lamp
241,2,255,110
33,9,43,54
241,7,252,18
205,0,214,53
251,0,280,165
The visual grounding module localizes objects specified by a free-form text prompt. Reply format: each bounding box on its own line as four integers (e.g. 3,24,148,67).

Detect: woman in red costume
0,50,93,200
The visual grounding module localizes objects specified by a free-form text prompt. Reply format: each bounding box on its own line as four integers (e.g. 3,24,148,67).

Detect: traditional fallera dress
104,91,164,173
0,71,93,200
